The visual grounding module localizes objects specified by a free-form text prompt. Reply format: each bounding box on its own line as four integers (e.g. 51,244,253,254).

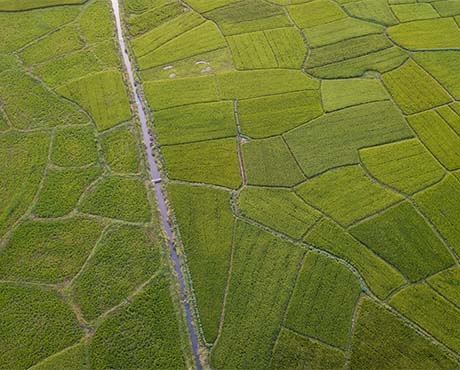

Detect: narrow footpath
110,1,203,368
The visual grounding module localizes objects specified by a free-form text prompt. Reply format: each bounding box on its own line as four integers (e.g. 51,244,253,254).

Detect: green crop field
2,0,460,368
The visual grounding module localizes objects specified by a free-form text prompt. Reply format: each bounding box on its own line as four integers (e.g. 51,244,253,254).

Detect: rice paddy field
1,0,460,369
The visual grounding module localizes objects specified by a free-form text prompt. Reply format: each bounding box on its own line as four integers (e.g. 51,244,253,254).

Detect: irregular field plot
0,219,104,283
0,284,82,370
284,101,412,177
285,252,361,349
296,165,402,226
29,342,88,370
288,0,346,28
391,3,439,22
427,266,460,307
382,60,451,115
210,221,303,370
270,329,345,370
0,0,85,11
168,183,234,343
343,0,398,25
161,138,241,188
238,90,322,138
350,201,454,282
305,218,406,299
349,297,457,370
237,186,320,239
359,138,445,194
242,136,305,187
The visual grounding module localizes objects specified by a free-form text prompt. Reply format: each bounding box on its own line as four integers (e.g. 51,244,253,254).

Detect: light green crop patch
155,101,236,145
132,12,205,59
350,201,454,282
79,176,152,222
284,101,412,176
100,124,140,174
144,75,219,110
321,78,389,112
0,69,88,129
210,220,303,370
359,138,445,194
237,186,320,239
436,104,460,136
137,21,227,70
414,51,460,100
0,132,50,238
242,136,305,187
305,218,406,299
286,252,361,348
427,266,460,308
205,0,291,35
168,183,234,343
303,17,383,48
391,3,439,22
70,225,160,321
161,138,241,188
414,175,460,255
228,27,306,69
0,284,82,370
51,125,99,167
30,342,88,370
407,111,460,170
20,24,84,66
57,70,132,131
0,218,104,284
238,90,322,138
389,283,460,352
218,69,319,100
349,297,457,370
296,165,402,226
382,60,451,115
80,0,114,44
431,0,460,16
186,0,241,12
89,276,186,369
270,329,345,370
0,0,85,11
288,0,346,29
344,0,398,25
387,17,460,49
34,166,101,217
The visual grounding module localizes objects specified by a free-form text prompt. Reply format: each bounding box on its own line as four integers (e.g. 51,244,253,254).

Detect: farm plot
427,266,460,307
29,342,87,370
391,3,439,22
343,0,398,25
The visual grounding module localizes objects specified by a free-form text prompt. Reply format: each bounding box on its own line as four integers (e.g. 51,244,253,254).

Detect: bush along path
110,0,202,369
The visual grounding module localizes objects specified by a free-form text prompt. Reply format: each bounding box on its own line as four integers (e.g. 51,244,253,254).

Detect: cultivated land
1,0,460,369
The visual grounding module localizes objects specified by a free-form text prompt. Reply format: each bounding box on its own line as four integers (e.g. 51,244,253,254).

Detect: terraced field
1,0,460,369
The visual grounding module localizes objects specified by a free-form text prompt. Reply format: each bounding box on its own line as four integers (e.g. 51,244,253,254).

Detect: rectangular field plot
391,3,439,22
305,218,406,299
144,75,219,110
205,0,291,35
303,17,383,48
168,183,234,343
359,139,445,194
296,165,402,226
218,69,319,100
321,78,389,112
238,90,322,138
284,101,412,176
210,220,303,370
161,138,241,188
414,175,460,255
407,111,460,170
154,101,236,145
237,186,320,239
137,21,227,70
389,283,460,352
287,0,346,29
270,329,345,370
57,70,132,131
242,136,305,187
228,27,306,69
349,297,457,370
285,252,361,349
350,202,454,282
382,60,451,115
387,18,460,49
432,0,460,16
